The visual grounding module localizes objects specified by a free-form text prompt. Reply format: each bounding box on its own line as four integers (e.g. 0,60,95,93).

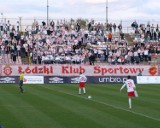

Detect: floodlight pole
106,0,109,63
47,0,49,26
106,0,108,31
1,13,3,22
19,17,22,32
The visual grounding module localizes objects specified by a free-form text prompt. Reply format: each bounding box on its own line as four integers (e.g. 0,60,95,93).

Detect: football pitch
0,84,159,128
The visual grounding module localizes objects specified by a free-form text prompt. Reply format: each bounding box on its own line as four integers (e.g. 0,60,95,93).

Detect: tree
76,18,88,29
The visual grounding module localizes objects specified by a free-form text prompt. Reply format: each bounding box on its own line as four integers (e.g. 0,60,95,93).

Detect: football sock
129,98,132,109
83,88,86,94
19,86,23,93
79,88,81,94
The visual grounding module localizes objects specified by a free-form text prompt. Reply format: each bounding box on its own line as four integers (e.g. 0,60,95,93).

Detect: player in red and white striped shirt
79,72,87,95
120,75,136,109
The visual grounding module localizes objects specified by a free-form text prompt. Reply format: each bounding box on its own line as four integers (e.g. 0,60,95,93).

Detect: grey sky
0,0,160,23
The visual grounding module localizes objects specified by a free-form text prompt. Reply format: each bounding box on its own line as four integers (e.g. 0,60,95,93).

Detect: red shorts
128,91,135,97
79,82,85,88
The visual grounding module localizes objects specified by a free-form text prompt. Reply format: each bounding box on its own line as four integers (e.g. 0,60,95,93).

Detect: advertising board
44,76,137,84
24,76,44,84
137,76,160,84
0,76,18,84
1,64,158,76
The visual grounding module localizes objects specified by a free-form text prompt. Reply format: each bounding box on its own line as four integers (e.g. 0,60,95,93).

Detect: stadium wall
0,64,158,84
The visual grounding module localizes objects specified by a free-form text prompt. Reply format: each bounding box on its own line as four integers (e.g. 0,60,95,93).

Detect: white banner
137,76,160,84
1,64,158,76
24,76,44,84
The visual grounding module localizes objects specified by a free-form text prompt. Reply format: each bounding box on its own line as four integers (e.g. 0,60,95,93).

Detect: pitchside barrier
137,76,160,84
0,76,137,84
1,76,160,84
0,64,159,84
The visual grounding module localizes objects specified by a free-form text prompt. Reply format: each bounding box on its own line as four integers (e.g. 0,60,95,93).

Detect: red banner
1,64,158,76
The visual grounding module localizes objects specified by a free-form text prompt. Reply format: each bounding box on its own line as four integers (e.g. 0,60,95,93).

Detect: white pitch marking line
39,85,160,122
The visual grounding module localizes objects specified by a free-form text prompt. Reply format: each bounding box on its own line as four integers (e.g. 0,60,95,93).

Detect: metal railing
0,17,160,33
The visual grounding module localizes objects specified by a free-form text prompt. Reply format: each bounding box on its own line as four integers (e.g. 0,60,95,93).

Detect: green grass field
0,84,160,128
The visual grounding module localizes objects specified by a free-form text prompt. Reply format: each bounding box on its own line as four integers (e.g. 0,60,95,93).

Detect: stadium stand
0,19,160,65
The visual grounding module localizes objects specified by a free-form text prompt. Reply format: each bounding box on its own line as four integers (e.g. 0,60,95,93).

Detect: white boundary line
39,85,160,122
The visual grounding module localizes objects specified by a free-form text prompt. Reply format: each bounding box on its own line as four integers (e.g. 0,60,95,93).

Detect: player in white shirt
79,72,87,95
120,75,136,109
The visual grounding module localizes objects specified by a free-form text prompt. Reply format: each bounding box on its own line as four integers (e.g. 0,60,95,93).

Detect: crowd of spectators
131,21,160,42
130,21,160,64
0,19,160,65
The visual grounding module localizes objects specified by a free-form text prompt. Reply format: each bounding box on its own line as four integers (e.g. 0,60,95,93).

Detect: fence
1,17,160,33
